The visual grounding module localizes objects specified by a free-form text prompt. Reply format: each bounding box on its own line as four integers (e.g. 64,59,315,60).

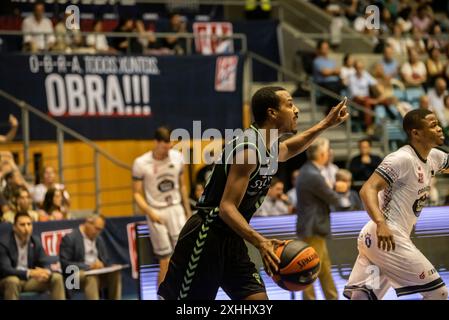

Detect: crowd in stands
7,2,191,55
312,39,449,139
1,116,71,224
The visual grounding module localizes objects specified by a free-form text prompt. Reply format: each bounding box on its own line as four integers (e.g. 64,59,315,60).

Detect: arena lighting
137,207,449,300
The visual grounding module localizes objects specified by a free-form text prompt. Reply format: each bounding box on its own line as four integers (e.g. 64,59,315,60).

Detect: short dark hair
358,138,372,146
154,126,171,142
14,212,32,225
316,40,329,50
403,109,433,139
251,86,286,125
270,177,283,187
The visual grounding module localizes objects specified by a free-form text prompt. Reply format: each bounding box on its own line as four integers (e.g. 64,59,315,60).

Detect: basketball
271,240,321,291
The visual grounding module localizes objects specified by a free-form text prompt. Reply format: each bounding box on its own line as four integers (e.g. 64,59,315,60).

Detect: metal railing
0,30,248,55
0,89,133,215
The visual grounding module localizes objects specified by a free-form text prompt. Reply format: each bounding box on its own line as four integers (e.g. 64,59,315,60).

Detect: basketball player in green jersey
158,86,349,300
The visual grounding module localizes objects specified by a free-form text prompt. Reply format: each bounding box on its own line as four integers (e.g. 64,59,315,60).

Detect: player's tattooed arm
360,173,396,251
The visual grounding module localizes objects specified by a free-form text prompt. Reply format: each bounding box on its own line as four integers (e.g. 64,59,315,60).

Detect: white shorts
146,204,186,258
344,221,445,299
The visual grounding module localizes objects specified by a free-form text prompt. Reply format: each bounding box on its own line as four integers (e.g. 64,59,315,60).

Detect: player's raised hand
323,97,350,128
376,221,395,251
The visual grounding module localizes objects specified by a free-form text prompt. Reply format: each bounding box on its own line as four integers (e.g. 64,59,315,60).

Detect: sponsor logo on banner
29,55,159,117
215,56,238,92
193,22,234,55
41,228,73,256
127,223,139,279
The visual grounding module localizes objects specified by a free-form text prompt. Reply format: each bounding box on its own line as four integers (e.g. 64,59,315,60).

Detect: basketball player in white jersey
133,126,192,287
344,109,449,300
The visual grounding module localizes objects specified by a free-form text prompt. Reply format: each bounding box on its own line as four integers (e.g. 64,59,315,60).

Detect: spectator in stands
349,138,382,184
39,188,70,221
2,187,39,223
160,13,187,55
135,19,159,54
400,48,427,91
426,47,445,85
255,178,292,216
287,169,300,212
327,5,348,49
0,212,65,300
348,60,379,132
380,45,399,80
296,138,341,300
1,170,28,205
53,11,82,53
442,95,449,134
426,23,447,51
411,4,433,34
59,214,121,300
428,77,448,128
372,62,403,125
419,94,430,110
313,40,343,109
32,165,69,210
321,148,339,188
86,20,115,54
406,27,427,55
340,53,355,88
330,169,363,212
189,182,204,212
0,115,18,143
111,17,142,54
387,23,409,55
21,1,55,52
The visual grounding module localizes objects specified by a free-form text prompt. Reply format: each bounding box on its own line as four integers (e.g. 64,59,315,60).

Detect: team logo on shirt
365,233,372,248
419,272,425,280
158,179,175,192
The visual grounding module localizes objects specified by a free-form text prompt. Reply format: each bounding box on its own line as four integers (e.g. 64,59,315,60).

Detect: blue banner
0,54,243,140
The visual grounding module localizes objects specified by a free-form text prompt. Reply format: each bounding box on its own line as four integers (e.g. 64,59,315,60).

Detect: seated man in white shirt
348,60,379,131
21,2,55,52
255,178,292,216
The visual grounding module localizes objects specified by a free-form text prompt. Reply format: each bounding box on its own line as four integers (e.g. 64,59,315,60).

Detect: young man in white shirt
21,2,55,52
133,126,192,287
344,109,449,300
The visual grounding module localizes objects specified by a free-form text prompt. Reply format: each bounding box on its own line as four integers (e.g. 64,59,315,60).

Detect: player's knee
422,286,448,300
351,290,370,300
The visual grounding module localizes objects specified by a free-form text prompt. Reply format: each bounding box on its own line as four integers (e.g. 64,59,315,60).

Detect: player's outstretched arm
219,148,283,276
278,97,349,161
360,173,396,251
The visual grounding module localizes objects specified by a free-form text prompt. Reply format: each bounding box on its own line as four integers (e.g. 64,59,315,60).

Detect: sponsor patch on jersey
158,179,175,192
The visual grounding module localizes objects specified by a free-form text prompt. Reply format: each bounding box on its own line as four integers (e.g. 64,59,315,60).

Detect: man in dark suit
296,137,346,300
59,214,121,300
0,212,65,300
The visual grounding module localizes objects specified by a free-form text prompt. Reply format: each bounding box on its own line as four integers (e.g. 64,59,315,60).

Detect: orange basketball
271,240,321,291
